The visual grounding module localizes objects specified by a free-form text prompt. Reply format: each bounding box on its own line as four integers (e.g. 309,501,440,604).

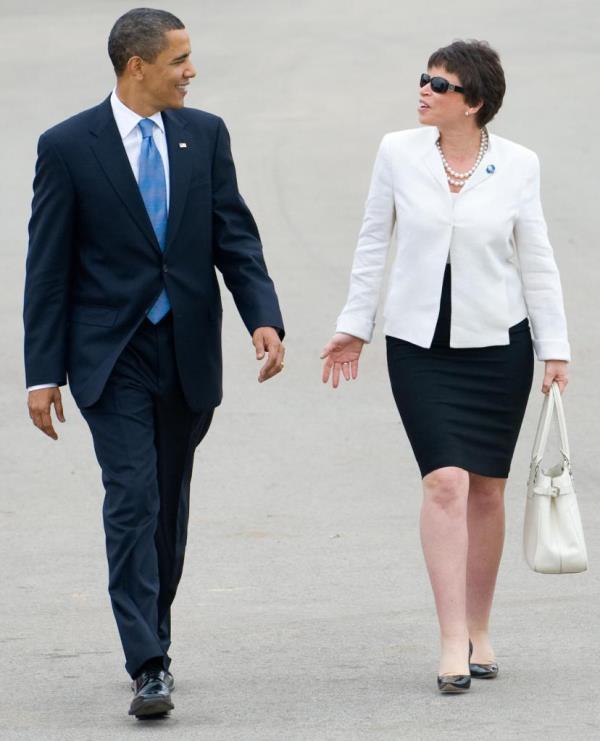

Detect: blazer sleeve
211,118,284,339
335,134,395,342
23,133,75,388
513,153,571,361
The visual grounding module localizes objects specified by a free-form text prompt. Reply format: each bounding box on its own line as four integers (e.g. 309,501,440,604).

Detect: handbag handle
531,381,570,466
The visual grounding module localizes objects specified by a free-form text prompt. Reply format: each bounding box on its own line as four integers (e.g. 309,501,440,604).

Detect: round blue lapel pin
486,164,496,174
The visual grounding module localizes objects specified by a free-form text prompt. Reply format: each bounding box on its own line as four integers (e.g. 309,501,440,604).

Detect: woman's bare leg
420,466,471,675
465,472,506,663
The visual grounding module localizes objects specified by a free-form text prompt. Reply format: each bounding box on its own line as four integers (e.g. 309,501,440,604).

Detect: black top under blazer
24,97,284,411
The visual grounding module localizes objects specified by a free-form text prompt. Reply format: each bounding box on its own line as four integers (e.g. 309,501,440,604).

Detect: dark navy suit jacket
24,97,284,411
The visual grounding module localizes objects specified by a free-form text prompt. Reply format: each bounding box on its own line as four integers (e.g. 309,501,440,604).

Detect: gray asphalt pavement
1,1,599,738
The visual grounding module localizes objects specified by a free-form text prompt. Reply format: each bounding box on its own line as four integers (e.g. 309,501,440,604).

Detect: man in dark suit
23,8,284,718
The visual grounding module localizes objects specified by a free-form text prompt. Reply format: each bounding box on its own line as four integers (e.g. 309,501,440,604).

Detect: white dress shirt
28,90,171,392
335,126,570,361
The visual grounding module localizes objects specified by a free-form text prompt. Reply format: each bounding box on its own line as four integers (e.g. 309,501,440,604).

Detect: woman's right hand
320,333,365,388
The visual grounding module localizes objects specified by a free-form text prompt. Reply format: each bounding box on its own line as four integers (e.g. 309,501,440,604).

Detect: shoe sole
129,696,174,718
438,685,470,694
471,672,498,679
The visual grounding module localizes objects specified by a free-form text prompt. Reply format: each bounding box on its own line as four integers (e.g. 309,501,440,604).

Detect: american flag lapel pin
179,142,187,149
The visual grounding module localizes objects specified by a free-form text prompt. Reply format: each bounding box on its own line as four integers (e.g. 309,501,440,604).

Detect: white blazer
336,126,571,361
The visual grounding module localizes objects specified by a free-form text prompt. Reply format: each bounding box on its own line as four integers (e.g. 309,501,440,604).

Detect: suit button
163,265,168,273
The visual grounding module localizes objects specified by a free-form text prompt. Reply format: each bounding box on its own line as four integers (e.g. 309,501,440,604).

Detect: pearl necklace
436,129,489,188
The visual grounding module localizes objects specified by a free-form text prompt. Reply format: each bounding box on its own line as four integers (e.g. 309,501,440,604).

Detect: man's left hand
252,327,285,383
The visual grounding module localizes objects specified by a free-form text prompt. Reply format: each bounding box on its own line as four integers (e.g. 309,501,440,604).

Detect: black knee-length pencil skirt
386,264,534,479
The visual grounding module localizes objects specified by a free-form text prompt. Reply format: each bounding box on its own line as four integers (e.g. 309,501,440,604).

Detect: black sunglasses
420,73,464,94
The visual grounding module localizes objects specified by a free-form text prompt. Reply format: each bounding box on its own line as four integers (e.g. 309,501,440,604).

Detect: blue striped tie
138,118,170,324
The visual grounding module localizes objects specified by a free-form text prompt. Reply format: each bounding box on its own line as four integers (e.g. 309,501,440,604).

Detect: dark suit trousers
81,315,213,677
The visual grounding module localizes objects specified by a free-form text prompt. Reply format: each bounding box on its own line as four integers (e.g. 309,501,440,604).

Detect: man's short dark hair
427,40,506,128
108,8,185,76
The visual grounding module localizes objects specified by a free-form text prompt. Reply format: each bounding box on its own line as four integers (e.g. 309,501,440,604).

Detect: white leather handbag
524,382,588,574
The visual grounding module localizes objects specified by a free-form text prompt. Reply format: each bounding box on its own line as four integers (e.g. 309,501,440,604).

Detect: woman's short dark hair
427,40,506,128
108,8,185,76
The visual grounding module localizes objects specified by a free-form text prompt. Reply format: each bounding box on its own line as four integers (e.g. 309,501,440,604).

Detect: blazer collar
461,132,496,195
422,128,447,193
421,126,497,196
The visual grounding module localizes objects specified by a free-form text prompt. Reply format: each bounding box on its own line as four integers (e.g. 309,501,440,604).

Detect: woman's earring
465,111,470,117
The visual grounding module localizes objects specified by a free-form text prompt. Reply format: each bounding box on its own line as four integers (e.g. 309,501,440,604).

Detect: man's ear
125,55,145,81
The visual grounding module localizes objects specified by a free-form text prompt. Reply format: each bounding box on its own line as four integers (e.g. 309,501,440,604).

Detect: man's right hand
28,387,65,440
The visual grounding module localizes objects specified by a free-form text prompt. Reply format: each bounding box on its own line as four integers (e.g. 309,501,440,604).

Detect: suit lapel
89,99,161,254
163,110,192,252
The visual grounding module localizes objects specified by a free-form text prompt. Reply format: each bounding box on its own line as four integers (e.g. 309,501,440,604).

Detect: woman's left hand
542,360,569,395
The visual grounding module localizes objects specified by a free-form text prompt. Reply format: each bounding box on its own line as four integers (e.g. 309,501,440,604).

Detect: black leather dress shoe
129,670,174,718
131,670,174,693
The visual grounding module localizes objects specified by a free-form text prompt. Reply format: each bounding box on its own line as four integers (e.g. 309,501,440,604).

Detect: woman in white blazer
321,40,570,694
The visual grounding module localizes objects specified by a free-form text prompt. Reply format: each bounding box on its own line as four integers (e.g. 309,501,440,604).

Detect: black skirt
386,264,534,479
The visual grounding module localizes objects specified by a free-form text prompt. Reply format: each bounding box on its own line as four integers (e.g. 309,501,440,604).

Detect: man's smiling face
137,28,196,111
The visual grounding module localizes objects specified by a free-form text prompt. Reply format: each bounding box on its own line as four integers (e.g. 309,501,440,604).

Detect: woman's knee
423,467,469,512
468,473,506,504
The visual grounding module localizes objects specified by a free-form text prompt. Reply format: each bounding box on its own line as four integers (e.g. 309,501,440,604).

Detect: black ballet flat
469,661,499,679
437,640,472,693
469,639,499,679
437,674,471,693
